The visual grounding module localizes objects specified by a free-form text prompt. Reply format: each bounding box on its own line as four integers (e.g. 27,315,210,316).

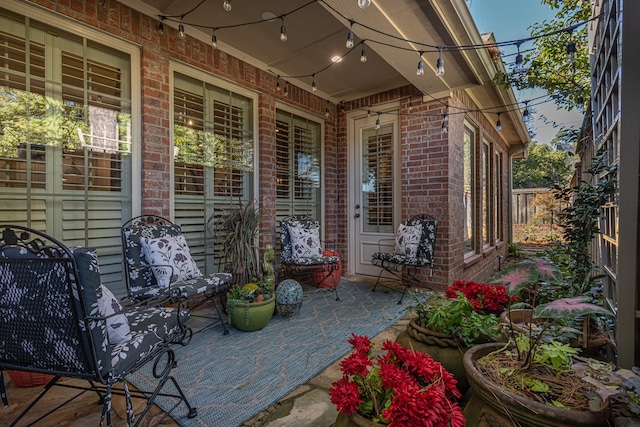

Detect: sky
468,0,584,145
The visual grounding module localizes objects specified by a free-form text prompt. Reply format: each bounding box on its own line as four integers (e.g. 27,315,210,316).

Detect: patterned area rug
129,280,424,427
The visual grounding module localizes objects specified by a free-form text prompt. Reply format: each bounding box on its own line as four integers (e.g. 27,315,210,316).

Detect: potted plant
395,289,502,394
330,334,466,426
463,258,632,426
208,198,261,287
225,279,275,332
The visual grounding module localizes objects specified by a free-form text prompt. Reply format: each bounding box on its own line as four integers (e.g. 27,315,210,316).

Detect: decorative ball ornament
276,279,303,317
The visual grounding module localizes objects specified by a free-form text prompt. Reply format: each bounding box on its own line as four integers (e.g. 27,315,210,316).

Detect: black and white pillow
140,234,202,287
98,285,131,345
288,225,323,258
394,223,423,257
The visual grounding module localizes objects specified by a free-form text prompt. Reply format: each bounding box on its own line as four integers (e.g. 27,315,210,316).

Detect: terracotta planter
463,343,607,427
311,250,342,288
396,318,469,394
6,370,55,387
229,296,275,332
500,308,549,335
334,411,384,427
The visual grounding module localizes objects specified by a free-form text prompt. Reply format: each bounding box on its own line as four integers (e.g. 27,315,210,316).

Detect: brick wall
24,0,512,289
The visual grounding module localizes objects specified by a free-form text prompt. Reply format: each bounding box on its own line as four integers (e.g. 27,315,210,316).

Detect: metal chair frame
279,216,342,301
371,214,437,303
0,225,197,426
121,215,232,335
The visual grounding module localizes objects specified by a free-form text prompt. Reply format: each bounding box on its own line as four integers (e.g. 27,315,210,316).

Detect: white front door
349,110,400,278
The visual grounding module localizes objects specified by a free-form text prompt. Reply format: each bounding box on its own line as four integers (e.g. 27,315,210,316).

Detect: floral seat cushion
122,221,231,300
280,218,340,266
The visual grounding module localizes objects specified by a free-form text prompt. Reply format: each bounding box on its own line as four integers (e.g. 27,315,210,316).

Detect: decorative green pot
463,343,607,427
228,296,275,332
396,318,470,394
334,411,384,427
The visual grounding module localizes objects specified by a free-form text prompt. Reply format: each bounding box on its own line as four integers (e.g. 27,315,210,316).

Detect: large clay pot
396,317,470,394
334,411,384,427
229,296,276,332
463,343,607,427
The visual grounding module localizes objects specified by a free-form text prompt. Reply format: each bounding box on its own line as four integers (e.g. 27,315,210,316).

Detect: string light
276,77,281,91
495,112,502,132
417,51,424,76
346,20,354,49
325,102,331,118
158,18,165,34
211,31,218,49
280,17,288,41
441,113,448,133
283,83,288,96
435,46,445,77
514,41,523,71
360,44,367,63
358,0,371,8
522,101,530,122
375,113,381,129
312,74,318,92
566,41,576,64
178,23,185,38
223,0,232,12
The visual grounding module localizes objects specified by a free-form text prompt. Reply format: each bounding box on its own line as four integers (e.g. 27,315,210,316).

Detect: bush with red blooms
445,280,516,314
329,334,465,427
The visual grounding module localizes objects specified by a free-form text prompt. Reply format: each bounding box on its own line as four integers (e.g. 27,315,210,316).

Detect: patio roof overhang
123,0,530,148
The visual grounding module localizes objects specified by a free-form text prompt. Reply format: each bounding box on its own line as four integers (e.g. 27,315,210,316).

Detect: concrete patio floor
0,289,410,427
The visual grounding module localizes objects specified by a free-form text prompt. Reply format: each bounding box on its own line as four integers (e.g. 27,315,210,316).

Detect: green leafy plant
408,292,500,348
208,198,261,287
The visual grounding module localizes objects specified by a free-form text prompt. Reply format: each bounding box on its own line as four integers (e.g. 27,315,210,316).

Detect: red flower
446,280,516,314
330,335,465,425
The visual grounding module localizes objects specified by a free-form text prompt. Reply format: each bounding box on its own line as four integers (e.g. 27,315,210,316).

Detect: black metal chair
121,215,232,335
279,216,342,301
371,214,437,303
0,225,197,426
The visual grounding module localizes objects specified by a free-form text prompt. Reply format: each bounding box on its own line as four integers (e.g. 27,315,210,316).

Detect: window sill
463,253,482,268
483,246,496,257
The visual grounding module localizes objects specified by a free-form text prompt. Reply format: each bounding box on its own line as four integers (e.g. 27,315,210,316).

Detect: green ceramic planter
229,296,275,332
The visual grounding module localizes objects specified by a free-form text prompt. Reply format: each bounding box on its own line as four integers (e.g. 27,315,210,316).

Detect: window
275,109,321,220
173,71,254,274
482,141,491,247
463,123,476,256
495,150,503,242
0,6,134,294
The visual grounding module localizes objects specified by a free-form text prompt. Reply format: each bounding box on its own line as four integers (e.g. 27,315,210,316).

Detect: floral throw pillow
394,223,423,257
98,285,131,345
288,225,323,258
140,234,203,288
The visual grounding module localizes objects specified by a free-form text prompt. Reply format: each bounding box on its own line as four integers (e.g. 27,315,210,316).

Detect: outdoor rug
128,279,426,427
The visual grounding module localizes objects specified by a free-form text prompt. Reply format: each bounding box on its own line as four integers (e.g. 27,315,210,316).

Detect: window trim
275,101,326,227
463,120,477,258
4,0,142,215
169,61,260,219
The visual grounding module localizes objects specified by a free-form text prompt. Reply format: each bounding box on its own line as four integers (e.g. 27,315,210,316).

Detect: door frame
346,101,402,277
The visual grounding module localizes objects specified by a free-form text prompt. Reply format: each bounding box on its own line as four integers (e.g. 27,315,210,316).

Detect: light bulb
283,85,288,96
441,114,448,133
358,0,371,8
346,31,354,49
375,115,381,129
522,109,529,122
211,34,217,49
515,53,523,71
566,41,576,64
223,0,232,12
360,47,367,63
325,107,330,118
496,115,502,132
435,51,445,77
312,78,317,92
280,24,287,41
158,20,164,34
416,58,424,76
178,24,185,38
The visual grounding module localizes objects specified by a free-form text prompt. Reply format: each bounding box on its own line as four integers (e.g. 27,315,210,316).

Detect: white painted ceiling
127,0,489,102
